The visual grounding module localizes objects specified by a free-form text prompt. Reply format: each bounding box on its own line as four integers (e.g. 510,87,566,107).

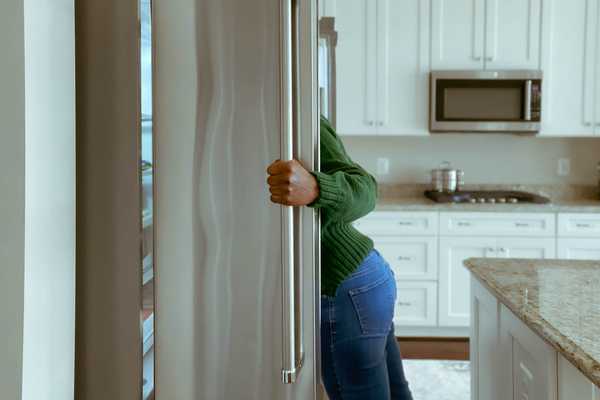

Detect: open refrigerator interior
140,0,155,398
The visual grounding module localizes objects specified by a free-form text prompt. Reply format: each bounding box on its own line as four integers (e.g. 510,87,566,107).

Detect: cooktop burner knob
508,198,519,204
488,198,497,204
469,198,477,204
498,198,507,203
478,198,486,204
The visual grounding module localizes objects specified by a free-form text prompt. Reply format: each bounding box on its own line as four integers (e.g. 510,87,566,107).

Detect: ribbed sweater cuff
309,172,342,209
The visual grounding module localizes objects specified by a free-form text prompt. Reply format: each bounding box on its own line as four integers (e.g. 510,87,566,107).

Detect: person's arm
266,117,377,224
308,117,377,223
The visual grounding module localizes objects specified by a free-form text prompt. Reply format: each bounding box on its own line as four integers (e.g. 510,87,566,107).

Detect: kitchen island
464,258,600,400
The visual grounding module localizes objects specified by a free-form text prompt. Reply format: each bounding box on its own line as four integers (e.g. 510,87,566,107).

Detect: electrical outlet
557,158,571,176
377,158,390,176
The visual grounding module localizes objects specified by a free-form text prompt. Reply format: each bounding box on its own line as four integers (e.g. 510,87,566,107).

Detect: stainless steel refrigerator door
153,0,319,399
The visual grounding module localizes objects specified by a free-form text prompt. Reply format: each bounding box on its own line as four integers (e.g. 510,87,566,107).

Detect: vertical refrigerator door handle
280,0,304,385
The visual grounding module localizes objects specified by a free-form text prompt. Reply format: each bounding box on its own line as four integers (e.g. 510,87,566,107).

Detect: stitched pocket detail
348,274,395,336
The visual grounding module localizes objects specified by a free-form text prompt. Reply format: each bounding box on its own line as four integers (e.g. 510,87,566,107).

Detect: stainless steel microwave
430,70,542,133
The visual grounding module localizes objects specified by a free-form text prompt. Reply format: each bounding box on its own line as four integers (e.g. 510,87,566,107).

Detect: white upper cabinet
431,0,485,70
484,0,542,69
331,0,430,136
541,0,598,136
431,0,542,70
376,0,430,135
333,0,378,135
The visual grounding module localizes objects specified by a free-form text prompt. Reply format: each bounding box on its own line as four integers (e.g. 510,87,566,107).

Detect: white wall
0,0,75,399
22,0,76,398
342,135,600,185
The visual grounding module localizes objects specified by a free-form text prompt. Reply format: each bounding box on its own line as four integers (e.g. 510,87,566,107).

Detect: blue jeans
321,250,413,400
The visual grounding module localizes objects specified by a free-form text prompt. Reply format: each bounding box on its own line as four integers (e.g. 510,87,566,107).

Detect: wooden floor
397,337,469,361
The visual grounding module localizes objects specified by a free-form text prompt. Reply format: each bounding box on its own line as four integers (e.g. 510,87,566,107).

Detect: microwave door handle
524,80,533,121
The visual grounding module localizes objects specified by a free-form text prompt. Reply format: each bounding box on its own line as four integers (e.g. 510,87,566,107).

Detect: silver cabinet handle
398,301,412,307
397,221,414,226
473,56,482,61
498,247,507,253
575,223,593,228
515,222,530,228
524,80,533,121
457,221,472,227
397,256,412,262
280,0,303,384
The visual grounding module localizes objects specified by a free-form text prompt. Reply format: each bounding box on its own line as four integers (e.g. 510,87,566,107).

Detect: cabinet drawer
374,236,438,280
440,212,555,237
354,212,438,236
394,281,437,327
558,214,600,238
557,239,600,260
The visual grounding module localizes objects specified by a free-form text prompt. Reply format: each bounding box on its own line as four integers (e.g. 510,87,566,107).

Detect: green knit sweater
309,116,377,296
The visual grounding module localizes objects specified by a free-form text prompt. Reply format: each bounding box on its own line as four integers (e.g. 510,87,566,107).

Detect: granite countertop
376,197,600,213
464,258,600,388
375,184,600,213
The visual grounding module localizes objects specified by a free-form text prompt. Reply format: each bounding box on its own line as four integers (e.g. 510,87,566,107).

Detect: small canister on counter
431,161,464,193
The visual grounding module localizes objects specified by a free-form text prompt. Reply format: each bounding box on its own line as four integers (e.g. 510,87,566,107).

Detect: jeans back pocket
348,274,396,336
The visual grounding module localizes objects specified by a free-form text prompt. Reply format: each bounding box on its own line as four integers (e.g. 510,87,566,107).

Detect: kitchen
320,0,600,399
2,0,600,399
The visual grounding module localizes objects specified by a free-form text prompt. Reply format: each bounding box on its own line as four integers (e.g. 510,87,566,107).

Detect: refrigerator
76,0,320,398
153,0,321,399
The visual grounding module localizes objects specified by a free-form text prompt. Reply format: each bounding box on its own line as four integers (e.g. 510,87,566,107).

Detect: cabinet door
596,0,600,136
558,239,600,260
497,238,556,259
471,278,504,400
375,0,430,135
484,0,542,69
334,0,378,135
541,0,597,136
394,281,438,327
439,237,496,327
431,0,485,69
558,355,598,400
500,305,558,400
374,236,438,280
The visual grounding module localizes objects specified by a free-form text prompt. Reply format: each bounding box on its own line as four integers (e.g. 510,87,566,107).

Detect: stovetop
424,190,551,204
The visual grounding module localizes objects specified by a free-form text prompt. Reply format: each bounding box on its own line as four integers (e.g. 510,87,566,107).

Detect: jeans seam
329,299,344,400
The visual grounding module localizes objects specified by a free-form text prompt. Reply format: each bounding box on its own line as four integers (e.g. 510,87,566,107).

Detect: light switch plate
557,158,571,176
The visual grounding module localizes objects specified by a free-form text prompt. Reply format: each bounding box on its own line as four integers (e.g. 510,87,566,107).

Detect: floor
403,360,470,400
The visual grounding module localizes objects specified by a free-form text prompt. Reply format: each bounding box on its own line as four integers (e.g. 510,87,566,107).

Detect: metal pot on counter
431,161,464,193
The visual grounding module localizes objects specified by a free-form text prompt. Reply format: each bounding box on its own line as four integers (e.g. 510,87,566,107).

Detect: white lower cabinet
501,304,558,400
359,211,599,337
558,239,600,260
373,236,438,280
498,237,557,259
472,277,600,400
393,281,437,327
471,278,502,400
558,355,599,400
439,237,556,327
439,237,496,327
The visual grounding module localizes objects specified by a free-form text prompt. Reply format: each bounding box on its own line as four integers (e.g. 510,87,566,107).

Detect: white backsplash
342,134,600,185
